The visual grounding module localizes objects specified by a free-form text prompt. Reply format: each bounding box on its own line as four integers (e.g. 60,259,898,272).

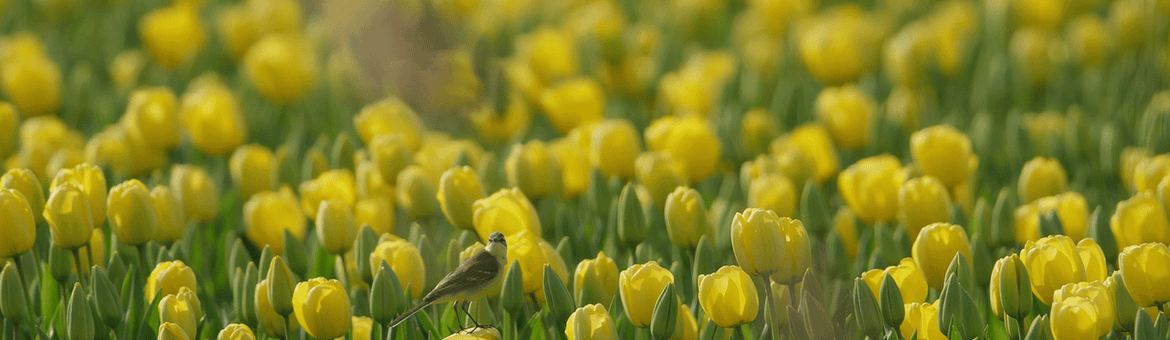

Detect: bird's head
488,232,506,247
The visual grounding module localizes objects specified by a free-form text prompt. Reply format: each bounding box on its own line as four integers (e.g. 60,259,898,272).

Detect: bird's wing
423,250,500,302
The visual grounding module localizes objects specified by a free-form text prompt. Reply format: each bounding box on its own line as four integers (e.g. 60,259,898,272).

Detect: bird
389,231,508,329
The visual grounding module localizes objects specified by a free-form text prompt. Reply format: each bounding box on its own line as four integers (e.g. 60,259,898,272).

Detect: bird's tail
389,300,431,329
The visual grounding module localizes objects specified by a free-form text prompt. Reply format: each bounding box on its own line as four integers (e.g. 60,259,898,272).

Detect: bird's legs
462,301,483,330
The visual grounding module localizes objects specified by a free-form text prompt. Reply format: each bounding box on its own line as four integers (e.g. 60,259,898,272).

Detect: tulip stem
285,315,294,340
337,254,349,289
735,326,747,340
70,248,87,285
760,277,777,340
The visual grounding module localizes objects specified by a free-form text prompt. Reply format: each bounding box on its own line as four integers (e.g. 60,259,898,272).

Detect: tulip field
5,0,1170,339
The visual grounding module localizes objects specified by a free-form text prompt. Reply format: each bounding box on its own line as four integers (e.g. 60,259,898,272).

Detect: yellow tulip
505,140,561,199
50,163,107,228
472,188,541,242
747,173,797,218
900,302,946,340
316,200,355,255
159,322,190,340
247,0,303,37
438,166,486,231
139,3,205,69
107,179,157,246
1118,242,1170,307
444,327,502,340
551,136,590,199
147,260,197,302
731,208,811,284
255,279,300,336
516,27,578,84
122,87,180,151
1121,147,1150,190
1019,157,1067,204
0,55,61,116
354,197,394,235
354,97,425,152
217,324,255,340
861,257,929,306
590,119,641,179
698,265,758,328
618,261,674,328
396,165,439,218
574,251,619,309
355,157,393,201
160,292,198,339
469,96,529,144
0,102,16,158
644,116,721,184
506,232,569,305
215,5,257,60
230,145,277,199
1009,27,1060,87
292,278,351,340
883,24,931,87
243,34,317,104
1015,192,1090,243
1065,14,1112,67
369,238,426,298
540,78,605,134
243,187,306,254
170,164,219,223
1052,281,1114,338
912,223,973,290
1021,235,1088,305
898,176,953,241
664,187,713,249
43,184,93,249
299,169,356,219
910,125,976,187
1111,192,1170,249
346,316,373,340
150,186,185,245
180,79,247,156
1050,296,1100,340
635,151,688,208
740,108,778,156
885,86,929,133
798,5,876,85
565,304,619,340
1077,239,1108,283
0,188,34,258
833,206,860,259
772,124,838,183
1109,0,1148,49
990,254,1015,318
0,170,41,223
815,84,874,151
838,154,905,223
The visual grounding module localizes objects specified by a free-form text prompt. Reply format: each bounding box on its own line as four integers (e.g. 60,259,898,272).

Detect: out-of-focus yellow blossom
1013,0,1064,32
424,49,481,112
644,116,721,184
775,148,816,194
367,134,412,186
299,169,356,218
1010,27,1064,88
900,302,946,340
745,0,812,34
107,179,157,246
243,34,317,104
566,0,625,46
747,173,796,218
151,186,185,245
470,95,529,144
413,134,486,178
698,265,758,328
0,33,46,64
798,5,878,85
1021,110,1067,155
139,3,205,69
1109,0,1147,49
550,133,590,199
0,188,34,258
838,154,905,223
146,260,197,302
590,119,641,179
1015,192,1089,243
369,237,426,298
181,78,247,156
438,166,485,231
316,200,355,255
122,87,180,150
396,165,439,218
354,197,394,235
216,4,258,60
354,97,425,152
1121,147,1149,190
740,109,777,156
472,188,542,240
247,0,302,37
834,206,860,259
540,78,605,134
1111,192,1170,249
883,23,931,86
244,186,305,254
912,222,973,290
565,304,618,340
160,291,198,339
2,169,44,224
635,151,688,208
899,176,952,241
1119,243,1170,307
1,54,60,116
292,278,351,340
1133,154,1170,194
1019,157,1068,203
110,50,146,91
218,324,255,340
255,279,301,337
1065,15,1113,67
574,251,619,309
815,84,874,151
169,165,219,224
0,102,14,159
45,147,83,179
507,232,569,305
50,163,107,228
618,261,673,328
928,1,979,77
773,124,839,183
231,145,277,199
665,187,713,249
18,115,83,152
1021,235,1087,305
515,27,578,84
886,86,932,133
1050,296,1101,340
657,53,734,118
43,184,92,249
1052,281,1114,338
910,125,976,188
505,140,561,199
861,257,929,306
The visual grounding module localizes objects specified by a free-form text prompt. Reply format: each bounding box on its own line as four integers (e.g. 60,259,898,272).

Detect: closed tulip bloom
1052,281,1114,338
517,27,578,83
773,124,839,183
292,278,352,340
900,302,946,340
215,5,257,60
147,260,197,302
0,55,61,116
508,232,570,304
1050,296,1100,340
574,251,619,309
698,265,758,327
469,95,530,143
139,3,205,68
50,163,107,228
899,176,952,240
244,187,306,254
551,136,590,199
1118,243,1170,307
1077,239,1108,283
540,78,605,134
505,140,561,199
396,165,439,218
1015,192,1090,243
747,173,797,218
774,148,816,193
349,316,374,340
1121,147,1150,190
798,6,874,85
990,255,1016,318
122,87,180,150
1018,157,1068,204
734,209,811,284
1010,28,1059,87
255,279,301,336
834,207,860,259
354,197,394,235
618,261,674,328
1111,193,1170,249
664,187,713,249
0,188,34,258
299,169,356,218
590,119,641,179
354,98,426,151
838,154,905,223
740,108,778,156
815,84,874,151
1021,235,1088,305
217,324,255,340
107,179,157,246
170,165,219,223
912,223,973,290
909,125,976,188
368,238,426,298
44,184,93,249
150,186,185,245
180,80,247,156
444,327,502,340
861,257,929,306
472,188,541,242
160,293,198,339
635,151,688,208
159,322,190,340
1133,154,1170,194
0,103,16,158
565,304,619,340
316,200,355,255
356,158,394,200
438,166,485,231
230,145,277,199
243,34,317,104
644,116,721,183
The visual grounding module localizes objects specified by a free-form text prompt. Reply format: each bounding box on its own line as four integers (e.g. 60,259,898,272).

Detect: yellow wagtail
389,231,508,329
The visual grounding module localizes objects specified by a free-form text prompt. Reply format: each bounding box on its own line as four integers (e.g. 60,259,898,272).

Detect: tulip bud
730,208,786,277
911,223,973,290
991,254,1032,320
368,264,402,325
617,183,647,247
315,200,356,255
649,283,677,339
107,179,157,246
1018,157,1067,204
1107,271,1140,332
66,283,94,340
88,266,122,329
664,187,713,249
230,145,277,199
644,116,721,183
0,188,35,258
747,173,797,218
635,151,688,208
0,262,28,323
44,184,94,250
573,251,618,309
500,260,525,315
368,238,426,299
838,154,905,223
437,166,485,231
267,256,295,316
255,278,299,337
2,168,45,225
539,78,605,134
243,34,317,104
619,261,674,328
898,176,952,240
217,324,255,340
158,322,188,340
697,265,759,328
299,169,356,219
878,273,905,329
590,119,642,179
396,165,439,218
544,265,576,323
170,164,219,223
1119,242,1170,307
505,140,562,199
